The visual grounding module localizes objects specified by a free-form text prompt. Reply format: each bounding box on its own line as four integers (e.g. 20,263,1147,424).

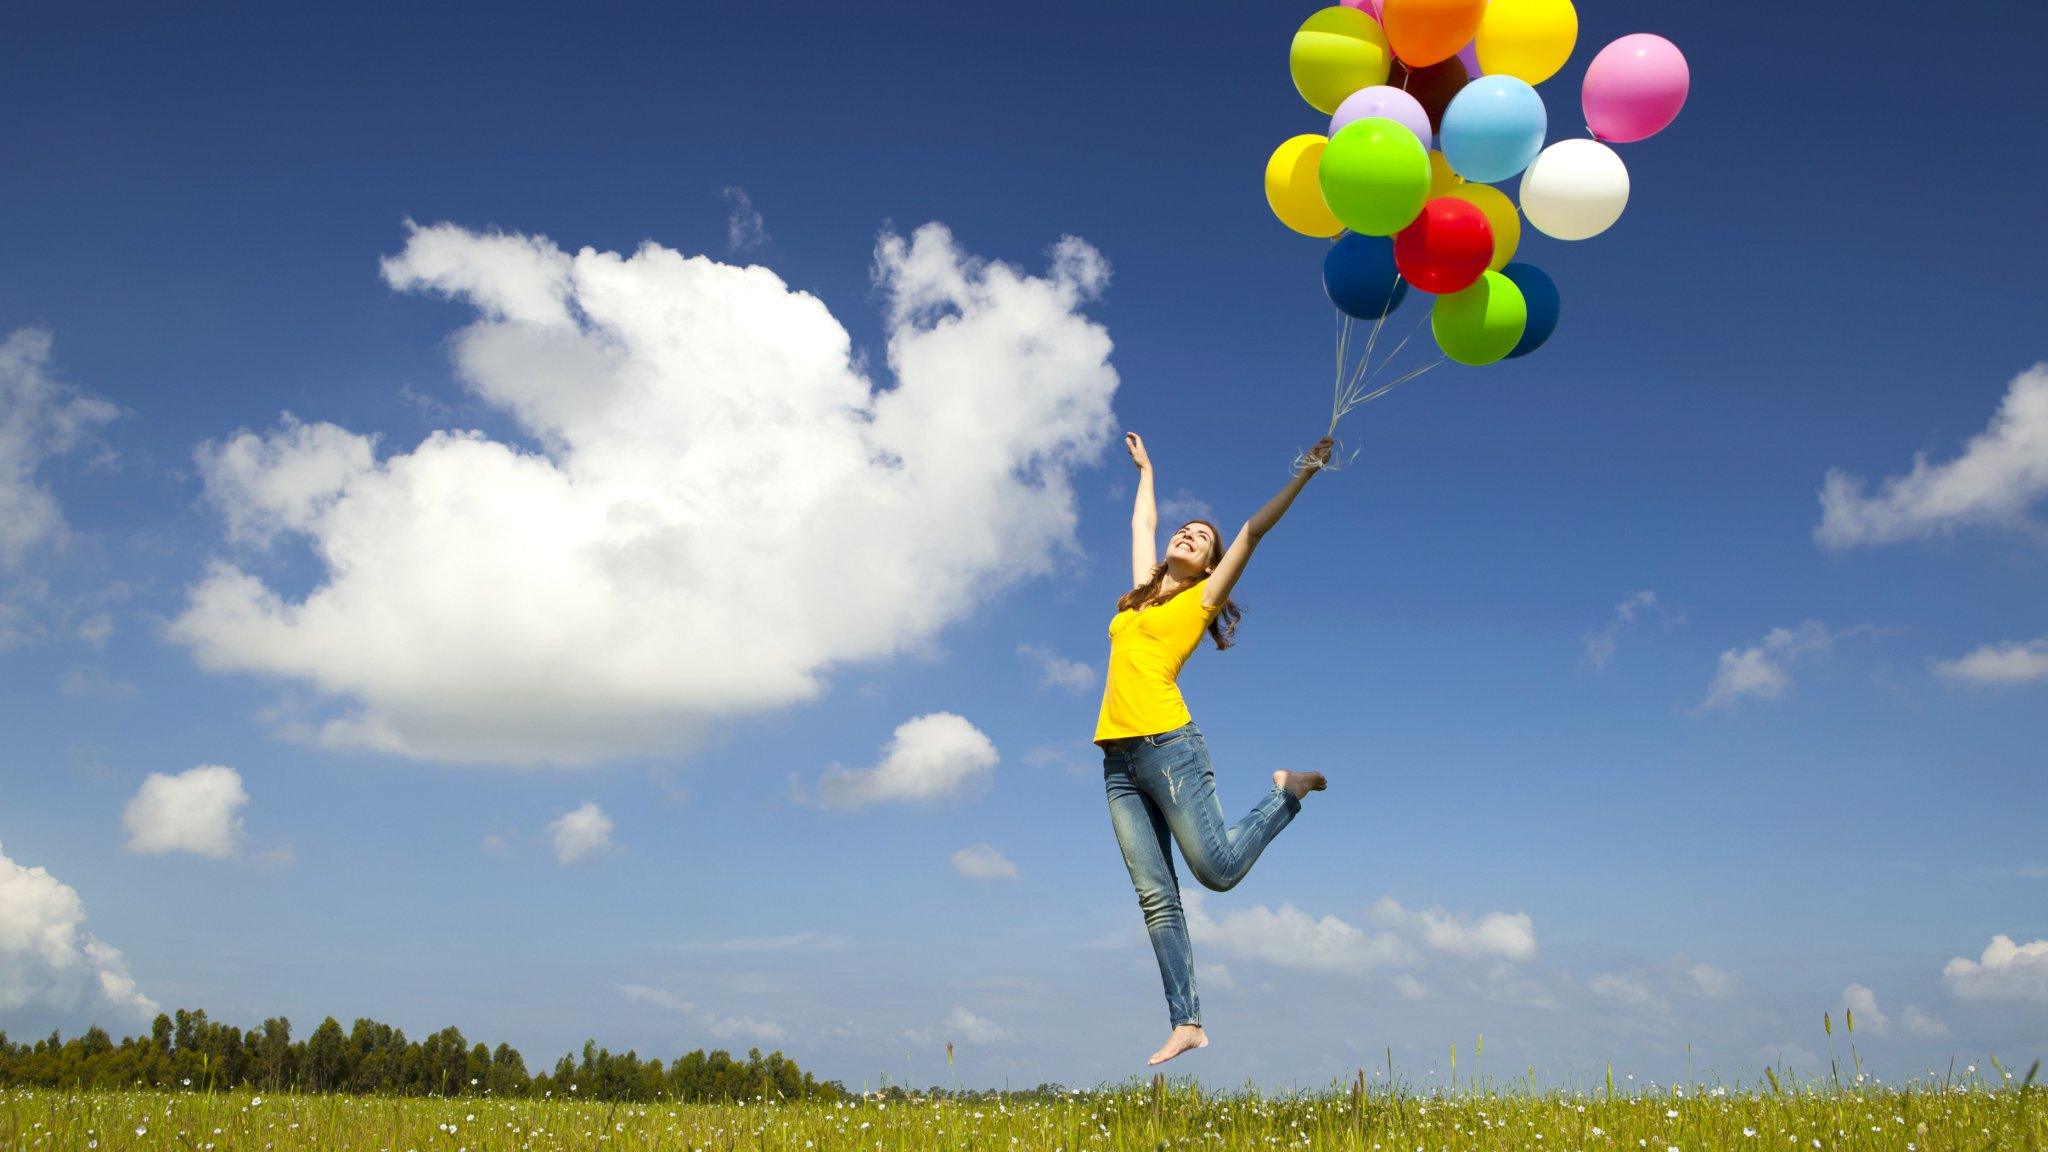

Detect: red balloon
1393,197,1493,294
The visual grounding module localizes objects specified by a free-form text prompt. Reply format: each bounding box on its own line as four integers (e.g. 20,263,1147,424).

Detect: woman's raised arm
1203,436,1333,608
1126,432,1158,587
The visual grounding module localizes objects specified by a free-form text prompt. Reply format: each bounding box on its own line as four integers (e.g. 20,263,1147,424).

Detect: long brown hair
1116,518,1242,650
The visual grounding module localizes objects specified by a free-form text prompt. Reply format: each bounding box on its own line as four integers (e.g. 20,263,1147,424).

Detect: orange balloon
1382,0,1486,67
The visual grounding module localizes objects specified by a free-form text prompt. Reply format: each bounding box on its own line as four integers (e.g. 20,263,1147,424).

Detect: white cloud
1583,590,1665,671
708,1014,788,1044
1685,961,1738,1000
1197,962,1236,991
1935,637,2048,686
196,413,379,548
1157,489,1212,521
1187,891,1413,974
1841,983,1888,1032
1017,643,1095,693
1365,897,1537,962
481,833,510,856
1818,363,2048,547
951,843,1019,880
121,765,248,859
0,328,121,573
0,840,157,1018
1182,891,1538,979
1701,620,1850,709
546,802,616,865
1587,970,1662,1010
946,1005,1015,1045
722,187,768,254
1901,1005,1950,1039
169,221,1116,766
618,984,786,1044
1942,934,2048,1001
1585,955,1740,1021
818,712,997,809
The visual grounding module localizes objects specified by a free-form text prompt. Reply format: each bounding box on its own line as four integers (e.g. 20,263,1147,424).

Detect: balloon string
1368,311,1434,380
1333,308,1360,436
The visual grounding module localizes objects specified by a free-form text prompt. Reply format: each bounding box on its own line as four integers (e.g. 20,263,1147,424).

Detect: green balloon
1317,118,1430,237
1431,270,1529,365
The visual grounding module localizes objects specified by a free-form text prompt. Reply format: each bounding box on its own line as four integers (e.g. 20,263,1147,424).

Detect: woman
1097,430,1333,1066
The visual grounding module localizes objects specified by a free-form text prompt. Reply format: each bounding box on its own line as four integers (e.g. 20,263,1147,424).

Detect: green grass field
6,1074,2043,1152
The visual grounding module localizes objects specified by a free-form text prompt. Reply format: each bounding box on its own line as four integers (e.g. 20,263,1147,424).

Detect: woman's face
1166,521,1216,573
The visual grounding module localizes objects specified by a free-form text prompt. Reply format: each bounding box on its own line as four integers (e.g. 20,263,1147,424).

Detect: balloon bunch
1264,0,1687,440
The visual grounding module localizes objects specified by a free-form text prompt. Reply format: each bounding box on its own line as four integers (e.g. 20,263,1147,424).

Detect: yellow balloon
1475,0,1579,85
1265,135,1344,237
1445,182,1521,270
1289,7,1393,115
1428,149,1465,198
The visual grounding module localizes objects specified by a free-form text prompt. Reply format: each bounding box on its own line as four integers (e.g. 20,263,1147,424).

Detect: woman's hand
1124,431,1152,471
1304,436,1334,470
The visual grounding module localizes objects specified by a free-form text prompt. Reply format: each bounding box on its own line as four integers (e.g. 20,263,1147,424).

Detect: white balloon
1518,139,1629,240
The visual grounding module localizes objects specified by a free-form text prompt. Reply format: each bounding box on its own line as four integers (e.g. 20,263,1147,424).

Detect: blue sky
3,0,2045,1090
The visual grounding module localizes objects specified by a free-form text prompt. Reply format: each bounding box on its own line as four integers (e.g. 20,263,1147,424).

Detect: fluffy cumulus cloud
1840,982,1951,1039
1584,955,1741,1023
198,415,380,548
1935,637,2048,686
547,802,616,865
1183,891,1536,976
819,712,997,809
0,328,121,573
1365,896,1537,961
1841,983,1888,1031
950,843,1019,880
1942,935,2048,1001
945,1006,1015,1046
0,841,157,1018
121,765,248,859
1817,363,2048,547
168,222,1118,766
1701,621,1856,710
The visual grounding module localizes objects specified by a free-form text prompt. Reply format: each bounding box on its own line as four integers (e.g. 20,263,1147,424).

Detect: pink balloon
1581,33,1689,143
1341,0,1383,20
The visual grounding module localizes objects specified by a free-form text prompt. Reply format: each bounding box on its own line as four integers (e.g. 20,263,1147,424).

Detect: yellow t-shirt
1093,577,1224,743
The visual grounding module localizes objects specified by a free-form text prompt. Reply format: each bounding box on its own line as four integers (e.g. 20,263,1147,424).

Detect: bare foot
1273,769,1326,800
1148,1024,1209,1066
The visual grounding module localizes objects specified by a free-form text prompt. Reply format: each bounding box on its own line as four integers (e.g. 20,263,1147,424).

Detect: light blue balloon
1439,76,1548,184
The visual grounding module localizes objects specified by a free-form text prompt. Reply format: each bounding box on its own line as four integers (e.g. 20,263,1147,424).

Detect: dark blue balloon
1322,232,1409,321
1500,262,1560,359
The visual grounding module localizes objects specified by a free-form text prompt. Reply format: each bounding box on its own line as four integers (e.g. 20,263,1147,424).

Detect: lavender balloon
1457,39,1481,79
1330,86,1432,154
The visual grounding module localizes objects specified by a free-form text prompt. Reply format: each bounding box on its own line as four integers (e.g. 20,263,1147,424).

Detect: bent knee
1135,887,1182,917
1191,868,1238,893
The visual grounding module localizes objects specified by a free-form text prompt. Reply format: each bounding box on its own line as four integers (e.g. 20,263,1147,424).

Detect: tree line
0,1009,844,1101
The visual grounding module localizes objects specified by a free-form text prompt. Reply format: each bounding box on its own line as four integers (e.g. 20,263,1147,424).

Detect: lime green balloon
1290,7,1394,115
1317,117,1430,237
1431,270,1528,365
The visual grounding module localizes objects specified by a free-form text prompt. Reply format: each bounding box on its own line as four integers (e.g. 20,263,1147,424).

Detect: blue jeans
1101,721,1300,1027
